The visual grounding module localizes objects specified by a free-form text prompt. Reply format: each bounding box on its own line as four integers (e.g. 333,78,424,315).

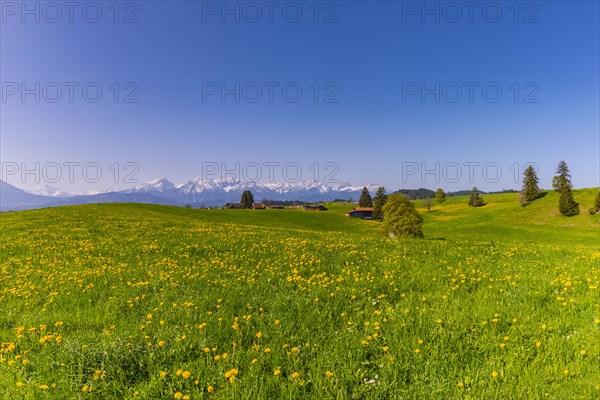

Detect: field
0,190,598,399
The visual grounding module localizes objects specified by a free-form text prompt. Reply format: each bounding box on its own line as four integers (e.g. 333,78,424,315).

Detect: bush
381,194,424,238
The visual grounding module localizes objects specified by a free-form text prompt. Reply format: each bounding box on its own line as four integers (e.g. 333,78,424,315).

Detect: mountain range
0,178,381,211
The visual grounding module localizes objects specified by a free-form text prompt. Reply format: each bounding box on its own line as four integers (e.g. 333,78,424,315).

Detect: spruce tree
522,165,541,201
435,188,446,204
358,187,373,207
372,186,387,219
558,185,579,216
240,190,254,209
468,187,484,207
552,161,572,192
381,194,424,238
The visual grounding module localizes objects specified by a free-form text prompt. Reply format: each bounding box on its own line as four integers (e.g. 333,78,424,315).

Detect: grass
0,190,598,399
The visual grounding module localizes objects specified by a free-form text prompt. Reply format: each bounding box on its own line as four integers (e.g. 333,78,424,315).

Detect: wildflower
207,385,214,393
382,346,389,352
256,331,262,339
158,341,165,347
436,319,442,324
274,369,281,376
325,371,334,377
39,385,49,390
563,369,569,375
291,372,300,379
174,393,183,399
536,341,542,347
16,381,23,387
457,381,464,388
82,386,89,392
160,371,167,378
492,371,498,378
182,371,191,379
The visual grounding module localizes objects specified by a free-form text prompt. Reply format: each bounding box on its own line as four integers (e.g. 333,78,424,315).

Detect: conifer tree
552,161,572,192
240,190,254,209
468,187,484,207
358,187,373,207
558,185,579,216
522,165,541,201
372,186,387,219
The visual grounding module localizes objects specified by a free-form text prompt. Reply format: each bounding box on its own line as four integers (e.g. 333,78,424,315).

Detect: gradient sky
1,0,598,193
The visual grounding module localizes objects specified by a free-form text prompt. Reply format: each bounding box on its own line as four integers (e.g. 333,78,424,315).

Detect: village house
345,207,374,219
303,205,328,211
252,203,266,209
223,202,243,209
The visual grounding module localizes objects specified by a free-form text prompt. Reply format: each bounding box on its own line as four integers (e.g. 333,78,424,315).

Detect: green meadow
0,190,598,399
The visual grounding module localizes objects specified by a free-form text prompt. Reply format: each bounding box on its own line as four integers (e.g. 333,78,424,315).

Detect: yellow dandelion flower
274,369,281,376
492,371,498,378
291,372,300,379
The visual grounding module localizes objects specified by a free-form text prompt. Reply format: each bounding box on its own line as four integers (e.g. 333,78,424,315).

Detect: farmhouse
304,205,328,211
252,203,266,209
345,207,373,219
223,202,243,209
269,205,285,209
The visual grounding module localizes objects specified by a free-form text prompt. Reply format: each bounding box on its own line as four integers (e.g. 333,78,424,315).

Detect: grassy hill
0,190,598,399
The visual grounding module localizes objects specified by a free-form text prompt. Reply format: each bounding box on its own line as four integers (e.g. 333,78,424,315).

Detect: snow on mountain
28,185,75,198
131,177,176,192
124,178,379,206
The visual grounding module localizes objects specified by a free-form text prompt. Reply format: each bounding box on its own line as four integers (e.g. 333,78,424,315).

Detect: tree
381,194,424,238
358,187,373,207
594,189,600,211
552,161,572,192
422,198,433,213
468,187,484,207
522,165,541,201
435,188,446,204
372,186,387,220
558,185,579,216
240,190,254,209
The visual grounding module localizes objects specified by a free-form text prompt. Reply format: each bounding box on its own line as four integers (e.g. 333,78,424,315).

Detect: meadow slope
0,190,598,399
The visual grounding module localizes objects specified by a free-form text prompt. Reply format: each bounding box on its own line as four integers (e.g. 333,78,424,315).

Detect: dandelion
182,371,191,379
174,393,183,399
383,346,389,352
436,319,442,324
580,350,586,355
291,372,300,379
160,371,167,378
563,369,569,375
158,340,165,347
16,381,23,388
325,371,334,377
256,331,262,339
39,385,49,390
536,341,542,347
82,386,89,392
492,371,498,378
274,369,281,376
207,386,214,393
457,381,464,388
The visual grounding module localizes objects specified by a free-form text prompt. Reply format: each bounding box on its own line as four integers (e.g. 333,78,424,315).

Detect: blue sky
1,0,598,193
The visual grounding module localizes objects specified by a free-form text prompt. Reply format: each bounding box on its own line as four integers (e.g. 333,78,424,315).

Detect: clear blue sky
1,0,598,193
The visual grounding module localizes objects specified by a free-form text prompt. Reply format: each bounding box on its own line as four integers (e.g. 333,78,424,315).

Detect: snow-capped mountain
0,178,380,210
28,185,75,198
122,178,379,206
